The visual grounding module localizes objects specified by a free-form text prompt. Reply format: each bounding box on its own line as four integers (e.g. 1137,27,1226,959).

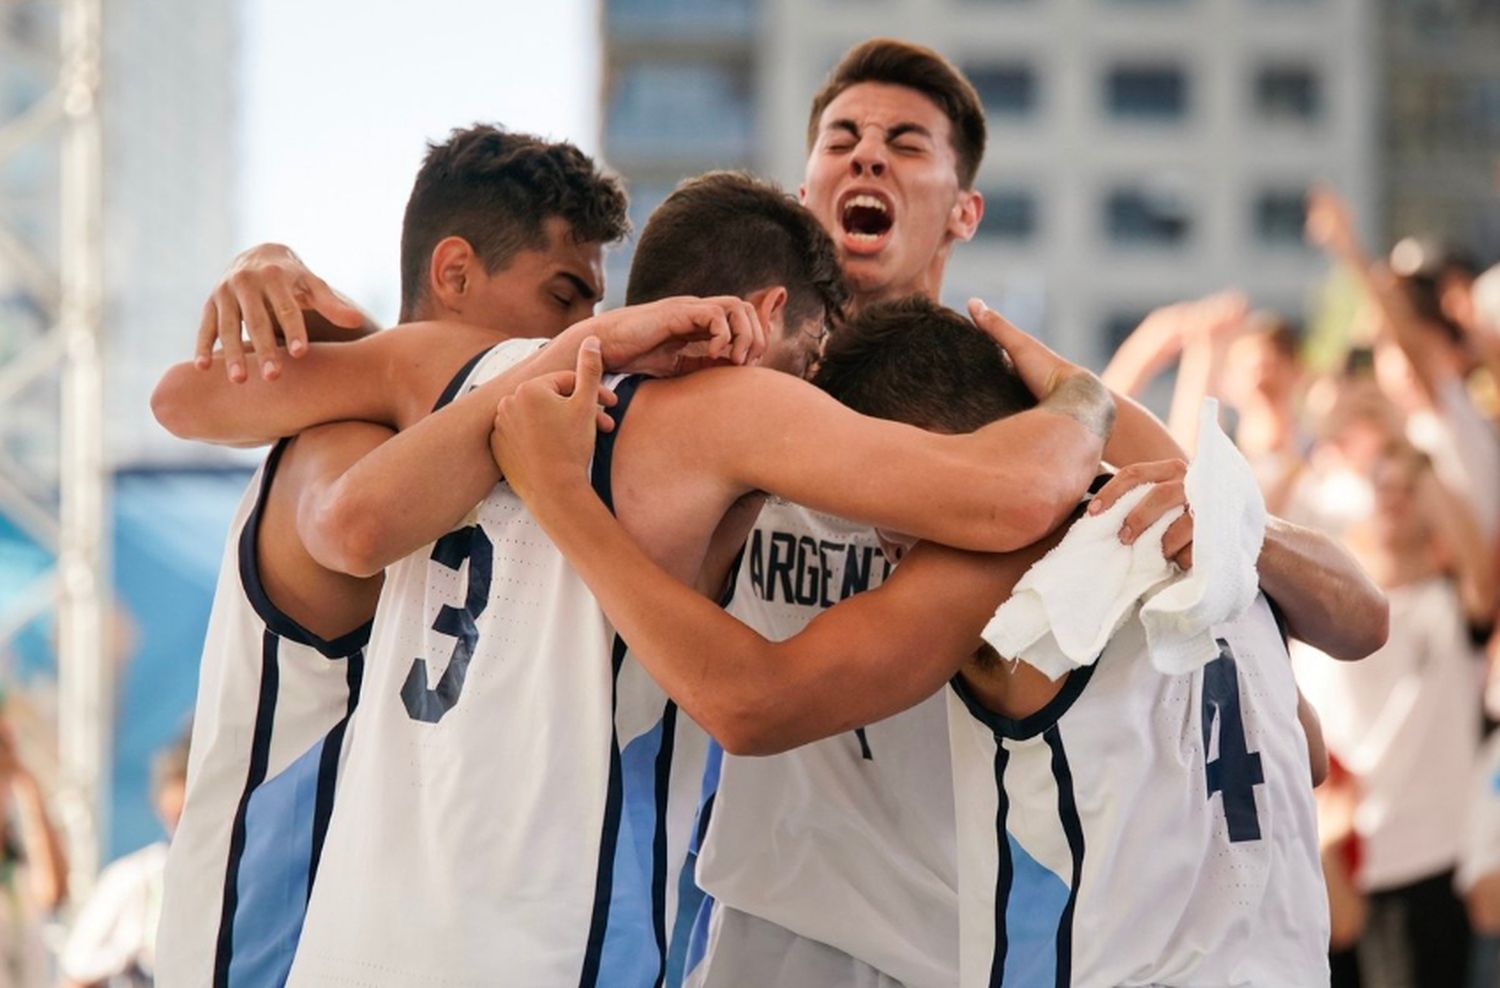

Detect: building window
964,64,1037,117
1105,186,1191,245
977,188,1038,240
1254,65,1320,121
1253,189,1308,246
605,59,754,161
1105,64,1188,120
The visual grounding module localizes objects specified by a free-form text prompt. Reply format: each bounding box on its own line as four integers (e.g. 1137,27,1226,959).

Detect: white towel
983,399,1266,679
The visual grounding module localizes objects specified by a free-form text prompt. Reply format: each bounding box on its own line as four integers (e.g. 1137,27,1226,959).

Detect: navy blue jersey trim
1264,595,1291,651
950,661,1097,742
579,634,631,987
989,741,1012,987
590,375,646,515
307,650,363,897
431,347,495,413
650,701,679,987
1043,726,1085,988
237,440,373,658
212,630,281,987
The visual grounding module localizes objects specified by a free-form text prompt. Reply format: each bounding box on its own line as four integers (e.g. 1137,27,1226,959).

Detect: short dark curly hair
399,124,629,319
626,171,848,331
812,295,1034,432
807,39,987,190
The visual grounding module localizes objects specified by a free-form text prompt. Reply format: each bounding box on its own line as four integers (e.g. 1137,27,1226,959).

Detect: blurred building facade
599,0,1381,367
1380,0,1500,262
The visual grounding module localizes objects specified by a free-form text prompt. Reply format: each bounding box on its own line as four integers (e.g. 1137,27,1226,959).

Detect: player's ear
948,188,983,243
748,285,789,337
429,236,478,314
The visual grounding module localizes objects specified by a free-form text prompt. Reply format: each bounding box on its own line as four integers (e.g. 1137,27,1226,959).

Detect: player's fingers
572,337,604,403
1088,459,1188,514
196,299,219,369
230,274,281,380
726,302,753,365
747,302,767,364
214,286,247,383
1119,482,1186,545
596,410,616,433
698,306,730,360
596,385,618,408
307,276,365,330
1160,513,1195,568
264,271,309,359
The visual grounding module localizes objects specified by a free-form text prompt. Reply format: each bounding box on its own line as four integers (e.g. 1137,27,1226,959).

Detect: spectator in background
1305,187,1500,543
1293,428,1494,988
0,713,67,987
58,735,188,988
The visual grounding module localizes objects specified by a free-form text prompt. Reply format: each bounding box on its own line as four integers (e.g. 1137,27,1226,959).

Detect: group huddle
148,38,1386,987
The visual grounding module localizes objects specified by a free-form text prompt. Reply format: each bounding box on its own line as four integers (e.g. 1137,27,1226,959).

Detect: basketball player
186,40,1383,985
153,125,638,987
154,171,1121,985
488,296,1332,986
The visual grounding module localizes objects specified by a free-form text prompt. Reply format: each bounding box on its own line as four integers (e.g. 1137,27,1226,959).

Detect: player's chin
840,252,902,295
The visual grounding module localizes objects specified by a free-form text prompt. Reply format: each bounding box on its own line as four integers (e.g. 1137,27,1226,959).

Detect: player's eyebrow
557,271,599,302
886,122,932,142
825,119,861,141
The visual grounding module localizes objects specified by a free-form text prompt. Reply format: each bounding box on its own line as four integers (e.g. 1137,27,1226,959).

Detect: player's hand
197,243,365,383
1087,459,1194,570
587,296,766,377
490,337,617,501
966,298,1084,399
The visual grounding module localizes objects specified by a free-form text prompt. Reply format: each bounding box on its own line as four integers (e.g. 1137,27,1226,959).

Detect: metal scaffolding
0,0,110,894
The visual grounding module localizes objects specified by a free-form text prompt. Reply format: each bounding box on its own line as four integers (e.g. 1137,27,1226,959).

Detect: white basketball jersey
288,339,706,987
692,502,963,988
156,439,372,988
948,594,1329,987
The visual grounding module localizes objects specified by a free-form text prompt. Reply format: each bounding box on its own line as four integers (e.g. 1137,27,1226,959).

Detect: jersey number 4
402,526,494,724
1201,640,1265,843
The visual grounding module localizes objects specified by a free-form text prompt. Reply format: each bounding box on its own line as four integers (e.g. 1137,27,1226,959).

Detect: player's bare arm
308,298,763,575
257,421,398,640
153,320,506,444
491,349,1056,754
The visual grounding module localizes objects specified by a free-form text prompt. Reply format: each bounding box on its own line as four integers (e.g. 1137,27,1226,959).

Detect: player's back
157,440,370,987
288,339,703,987
947,593,1328,987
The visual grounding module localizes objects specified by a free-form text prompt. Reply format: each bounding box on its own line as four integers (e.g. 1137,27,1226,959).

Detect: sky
237,0,598,324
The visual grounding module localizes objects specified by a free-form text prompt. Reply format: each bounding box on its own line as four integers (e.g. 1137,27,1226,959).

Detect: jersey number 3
402,526,494,724
1201,640,1264,843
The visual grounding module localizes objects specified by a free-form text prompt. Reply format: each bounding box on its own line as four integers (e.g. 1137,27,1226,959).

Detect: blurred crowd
1104,186,1500,988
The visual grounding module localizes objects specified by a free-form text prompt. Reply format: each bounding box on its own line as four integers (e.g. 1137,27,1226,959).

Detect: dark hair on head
812,295,1035,432
399,124,629,320
807,38,987,190
626,171,848,328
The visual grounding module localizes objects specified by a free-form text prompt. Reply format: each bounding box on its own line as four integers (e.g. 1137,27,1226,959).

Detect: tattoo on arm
1041,373,1116,440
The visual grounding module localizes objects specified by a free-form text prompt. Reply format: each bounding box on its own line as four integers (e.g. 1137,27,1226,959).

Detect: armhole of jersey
236,439,372,658
589,374,646,517
949,661,1097,741
431,346,497,413
1264,594,1291,651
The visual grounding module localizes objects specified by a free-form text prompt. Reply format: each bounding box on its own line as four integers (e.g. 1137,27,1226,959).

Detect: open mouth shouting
838,188,895,255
